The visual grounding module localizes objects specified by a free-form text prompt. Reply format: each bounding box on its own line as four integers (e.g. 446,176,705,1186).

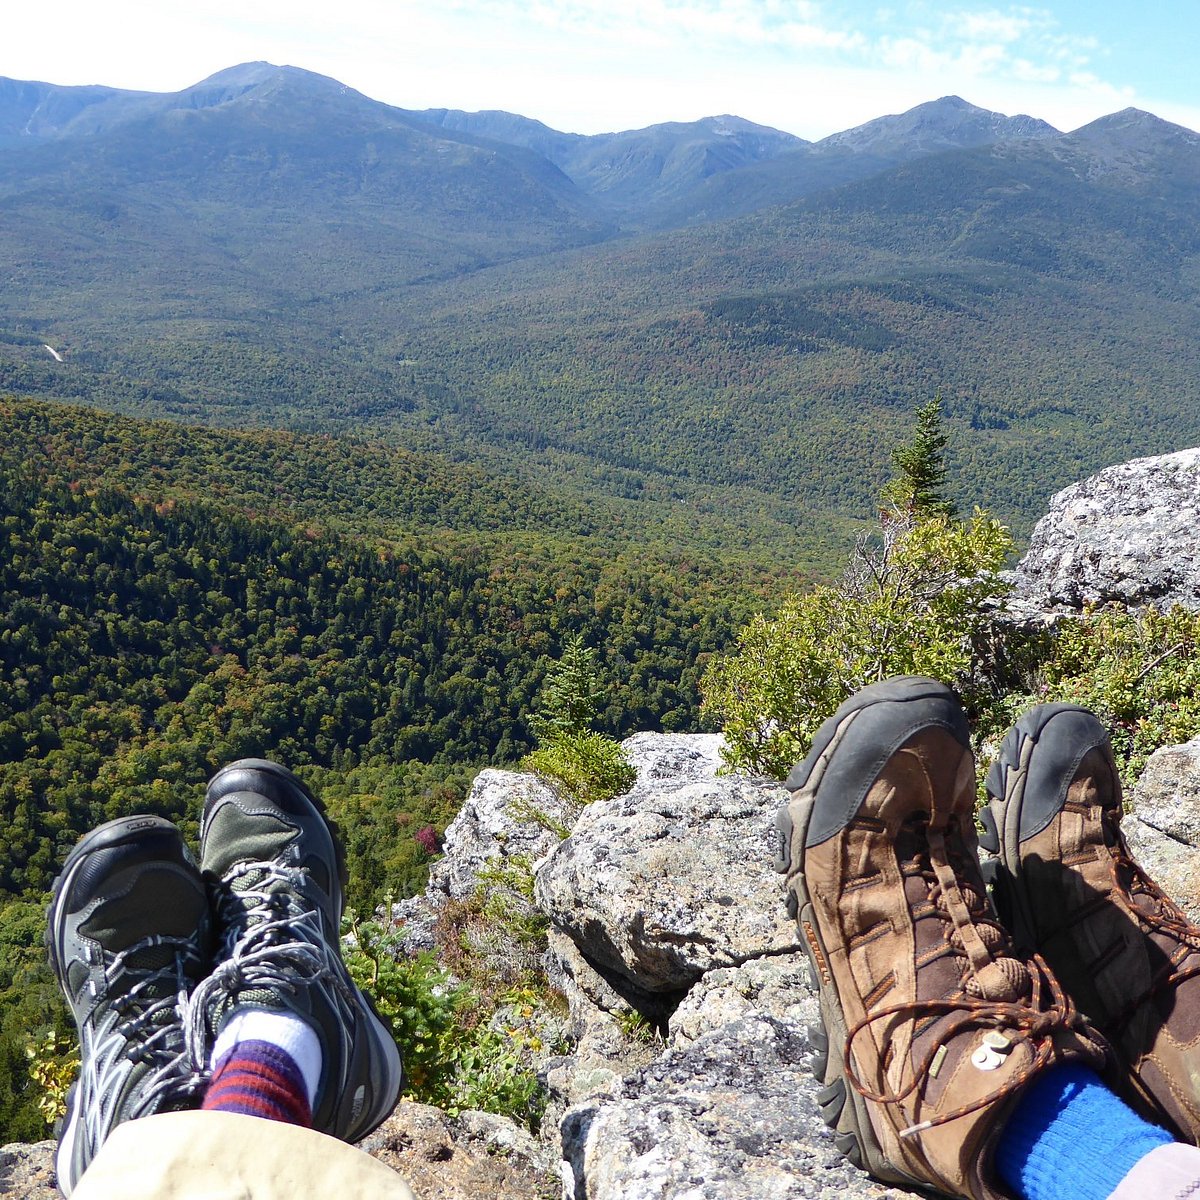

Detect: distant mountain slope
362,112,1200,530
652,95,1060,226
409,107,585,166
5,63,1200,552
0,63,612,300
412,107,804,212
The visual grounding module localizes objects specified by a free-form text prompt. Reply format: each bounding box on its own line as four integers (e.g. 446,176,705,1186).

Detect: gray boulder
1013,447,1200,612
669,955,817,1049
534,773,801,994
539,741,917,1198
1126,736,1200,919
620,732,726,787
561,1016,905,1200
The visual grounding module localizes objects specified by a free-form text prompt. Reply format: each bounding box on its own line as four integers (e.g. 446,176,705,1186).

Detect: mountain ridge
4,61,1200,551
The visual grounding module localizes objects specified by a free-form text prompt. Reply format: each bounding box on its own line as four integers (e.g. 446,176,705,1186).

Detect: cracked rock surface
1013,447,1200,613
533,763,801,993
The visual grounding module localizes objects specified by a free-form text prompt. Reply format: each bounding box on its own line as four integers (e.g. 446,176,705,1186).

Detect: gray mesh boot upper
46,815,211,1196
190,758,402,1141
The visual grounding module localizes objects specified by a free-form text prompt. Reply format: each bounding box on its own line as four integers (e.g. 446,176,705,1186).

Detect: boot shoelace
843,815,1094,1137
186,858,354,1070
1102,811,1200,1033
81,934,208,1146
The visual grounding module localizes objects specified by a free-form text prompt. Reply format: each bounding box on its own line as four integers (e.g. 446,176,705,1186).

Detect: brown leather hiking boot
982,703,1200,1142
776,677,1108,1200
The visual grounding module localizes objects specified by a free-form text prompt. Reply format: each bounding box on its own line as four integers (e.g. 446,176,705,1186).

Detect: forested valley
0,396,790,1138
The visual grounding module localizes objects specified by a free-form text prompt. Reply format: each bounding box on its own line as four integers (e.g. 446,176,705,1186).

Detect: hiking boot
982,703,1200,1141
47,816,211,1195
189,759,402,1141
775,677,1108,1200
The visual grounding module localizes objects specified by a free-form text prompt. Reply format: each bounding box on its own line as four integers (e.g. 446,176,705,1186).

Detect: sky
3,1,1197,140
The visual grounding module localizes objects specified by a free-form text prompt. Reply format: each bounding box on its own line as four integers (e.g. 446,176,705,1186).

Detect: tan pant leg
71,1110,417,1200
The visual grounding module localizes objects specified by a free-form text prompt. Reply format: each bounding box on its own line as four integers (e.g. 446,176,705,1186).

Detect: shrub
522,731,636,808
25,1030,78,1127
702,508,1013,777
1020,605,1200,783
342,906,551,1129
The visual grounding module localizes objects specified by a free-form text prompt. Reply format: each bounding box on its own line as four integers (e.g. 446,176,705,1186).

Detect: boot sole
775,676,961,1190
978,703,1104,953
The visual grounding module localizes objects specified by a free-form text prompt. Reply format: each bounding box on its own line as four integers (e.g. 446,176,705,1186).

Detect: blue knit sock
995,1064,1173,1200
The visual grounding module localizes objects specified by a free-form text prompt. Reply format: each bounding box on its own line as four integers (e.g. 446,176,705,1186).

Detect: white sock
211,1009,323,1109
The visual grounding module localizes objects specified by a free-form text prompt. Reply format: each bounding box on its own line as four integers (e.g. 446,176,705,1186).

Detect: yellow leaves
25,1030,78,1129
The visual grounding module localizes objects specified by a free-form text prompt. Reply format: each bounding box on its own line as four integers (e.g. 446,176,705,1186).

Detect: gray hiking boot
982,703,1200,1141
775,677,1108,1200
189,759,402,1141
47,815,211,1195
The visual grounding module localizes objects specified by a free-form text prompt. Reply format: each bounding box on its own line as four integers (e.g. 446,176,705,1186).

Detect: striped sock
202,1039,313,1127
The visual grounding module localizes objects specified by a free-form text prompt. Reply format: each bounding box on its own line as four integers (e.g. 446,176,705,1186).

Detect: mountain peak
1061,107,1200,178
1073,107,1198,139
820,96,1058,155
694,114,808,144
181,61,363,106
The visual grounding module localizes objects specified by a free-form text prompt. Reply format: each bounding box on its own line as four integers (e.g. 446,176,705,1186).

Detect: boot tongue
209,803,298,875
927,828,1030,1004
80,866,207,950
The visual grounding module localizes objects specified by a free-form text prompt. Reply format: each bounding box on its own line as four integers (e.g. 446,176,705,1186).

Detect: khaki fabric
72,1111,417,1200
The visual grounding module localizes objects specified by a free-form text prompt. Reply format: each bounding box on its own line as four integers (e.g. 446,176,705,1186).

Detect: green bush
522,731,636,807
1019,605,1200,784
342,907,551,1129
702,508,1013,777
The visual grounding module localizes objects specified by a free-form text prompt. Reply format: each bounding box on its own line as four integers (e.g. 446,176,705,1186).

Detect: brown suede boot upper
987,707,1200,1142
779,678,1108,1200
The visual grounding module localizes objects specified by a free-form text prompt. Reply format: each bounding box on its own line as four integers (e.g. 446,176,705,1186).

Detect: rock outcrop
391,768,572,953
1126,736,1200,921
0,1140,57,1200
536,736,911,1199
1013,447,1200,612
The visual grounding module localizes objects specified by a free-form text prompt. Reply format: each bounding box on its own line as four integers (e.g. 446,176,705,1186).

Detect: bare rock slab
0,1140,57,1200
560,1016,915,1200
393,768,568,951
620,733,727,787
534,776,801,994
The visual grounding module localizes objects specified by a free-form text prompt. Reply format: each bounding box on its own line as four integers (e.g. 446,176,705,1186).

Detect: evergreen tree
884,396,957,520
529,634,600,741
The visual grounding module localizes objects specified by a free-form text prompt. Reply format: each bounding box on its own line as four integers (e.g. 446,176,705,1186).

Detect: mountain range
3,62,1200,555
